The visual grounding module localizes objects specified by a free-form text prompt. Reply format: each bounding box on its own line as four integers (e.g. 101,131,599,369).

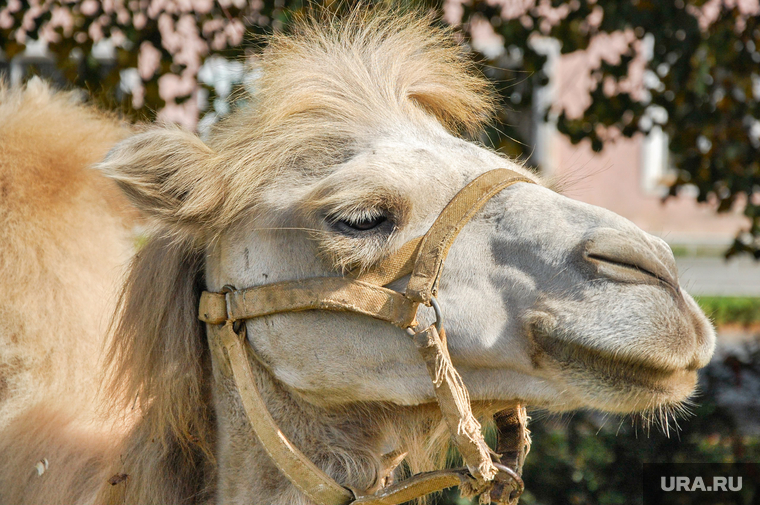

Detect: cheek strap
199,168,535,505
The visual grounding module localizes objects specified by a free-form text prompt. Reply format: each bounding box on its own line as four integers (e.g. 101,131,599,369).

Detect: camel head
100,13,714,430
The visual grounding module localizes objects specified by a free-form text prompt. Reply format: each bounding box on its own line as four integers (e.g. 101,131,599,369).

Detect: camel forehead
268,130,542,216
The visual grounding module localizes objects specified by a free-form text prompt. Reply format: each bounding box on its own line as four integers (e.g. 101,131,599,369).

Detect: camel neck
211,352,385,504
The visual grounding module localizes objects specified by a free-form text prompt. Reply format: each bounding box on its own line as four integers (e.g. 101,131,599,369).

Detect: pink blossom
111,27,126,47
49,6,75,37
554,31,638,119
158,71,196,101
88,17,104,42
194,0,214,14
494,0,534,21
148,0,171,19
224,18,245,46
173,14,208,72
158,13,181,53
443,0,463,25
117,7,130,24
131,79,145,108
212,31,227,51
737,0,760,14
138,40,162,80
0,9,15,30
22,5,44,31
7,0,22,13
157,95,198,130
133,12,147,29
80,0,99,16
202,18,225,37
470,15,505,59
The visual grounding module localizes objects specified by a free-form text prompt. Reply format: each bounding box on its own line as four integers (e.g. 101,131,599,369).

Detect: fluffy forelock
202,9,496,235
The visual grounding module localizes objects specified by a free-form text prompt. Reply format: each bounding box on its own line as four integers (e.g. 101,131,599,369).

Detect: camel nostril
583,228,679,290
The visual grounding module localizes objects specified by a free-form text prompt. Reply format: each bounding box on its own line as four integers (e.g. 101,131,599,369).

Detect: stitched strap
412,325,496,486
199,277,419,329
405,169,534,305
207,321,355,505
207,320,522,505
352,237,423,286
495,406,531,477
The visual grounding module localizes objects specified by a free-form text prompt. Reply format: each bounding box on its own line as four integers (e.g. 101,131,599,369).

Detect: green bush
695,296,760,327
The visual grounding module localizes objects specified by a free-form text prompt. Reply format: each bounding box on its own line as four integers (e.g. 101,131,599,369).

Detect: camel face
2,15,720,505
205,125,715,415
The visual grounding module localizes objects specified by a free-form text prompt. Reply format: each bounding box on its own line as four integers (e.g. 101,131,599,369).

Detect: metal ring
492,462,525,501
430,297,444,334
406,298,444,336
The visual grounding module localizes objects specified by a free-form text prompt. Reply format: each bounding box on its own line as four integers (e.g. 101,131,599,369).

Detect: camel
0,10,715,505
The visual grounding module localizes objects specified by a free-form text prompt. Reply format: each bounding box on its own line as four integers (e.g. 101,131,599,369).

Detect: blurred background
2,1,759,503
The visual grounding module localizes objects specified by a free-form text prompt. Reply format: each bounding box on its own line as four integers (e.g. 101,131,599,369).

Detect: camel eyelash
326,208,396,236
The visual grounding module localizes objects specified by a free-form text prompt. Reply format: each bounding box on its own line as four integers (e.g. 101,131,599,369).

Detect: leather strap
208,321,355,505
199,168,536,505
412,324,496,484
495,406,531,477
352,468,468,505
352,237,423,286
200,277,419,329
405,169,534,305
207,320,522,505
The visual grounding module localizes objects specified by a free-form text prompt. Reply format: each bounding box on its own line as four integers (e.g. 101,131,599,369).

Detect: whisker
250,226,334,236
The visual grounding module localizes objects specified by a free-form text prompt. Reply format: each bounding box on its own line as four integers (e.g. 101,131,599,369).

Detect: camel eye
331,212,391,235
337,215,387,232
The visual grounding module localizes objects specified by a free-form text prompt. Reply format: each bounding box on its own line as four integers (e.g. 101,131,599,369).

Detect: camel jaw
525,306,708,414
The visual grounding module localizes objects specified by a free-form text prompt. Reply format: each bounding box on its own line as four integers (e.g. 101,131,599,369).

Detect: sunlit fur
100,9,494,244
0,11,504,505
0,80,136,504
0,8,714,505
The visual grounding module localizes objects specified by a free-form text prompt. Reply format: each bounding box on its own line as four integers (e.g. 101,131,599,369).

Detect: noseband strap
199,168,535,505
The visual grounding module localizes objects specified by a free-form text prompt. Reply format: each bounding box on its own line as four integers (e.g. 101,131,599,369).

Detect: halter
199,168,535,505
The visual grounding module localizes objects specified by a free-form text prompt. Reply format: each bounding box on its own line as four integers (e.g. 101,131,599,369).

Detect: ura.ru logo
661,476,742,492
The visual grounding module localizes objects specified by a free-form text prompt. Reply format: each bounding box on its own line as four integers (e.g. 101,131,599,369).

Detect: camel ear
98,127,223,237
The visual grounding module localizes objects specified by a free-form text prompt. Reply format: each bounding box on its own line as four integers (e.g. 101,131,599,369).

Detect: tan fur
0,8,714,505
0,79,136,503
1,11,502,504
99,9,494,243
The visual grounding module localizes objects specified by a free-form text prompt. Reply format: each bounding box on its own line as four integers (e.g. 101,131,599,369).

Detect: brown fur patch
99,233,217,504
3,9,503,504
0,79,138,504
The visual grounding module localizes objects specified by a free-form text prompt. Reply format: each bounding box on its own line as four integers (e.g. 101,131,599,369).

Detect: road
676,256,760,297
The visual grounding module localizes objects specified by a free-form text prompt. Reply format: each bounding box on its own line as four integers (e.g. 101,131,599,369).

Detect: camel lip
529,325,698,392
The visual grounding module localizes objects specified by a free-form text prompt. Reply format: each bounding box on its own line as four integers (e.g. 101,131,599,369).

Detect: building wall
538,35,749,248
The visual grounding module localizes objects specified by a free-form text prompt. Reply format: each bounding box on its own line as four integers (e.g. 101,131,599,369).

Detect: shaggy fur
100,9,494,243
0,8,715,505
1,11,503,505
0,79,136,503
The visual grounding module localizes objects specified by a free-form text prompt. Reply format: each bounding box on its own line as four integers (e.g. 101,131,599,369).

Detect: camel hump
0,79,137,427
0,78,133,220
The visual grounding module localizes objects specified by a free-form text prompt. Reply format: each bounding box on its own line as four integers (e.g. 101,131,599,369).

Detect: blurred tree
1,0,758,253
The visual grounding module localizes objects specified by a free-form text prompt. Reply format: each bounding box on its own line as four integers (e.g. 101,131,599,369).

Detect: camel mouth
530,326,699,412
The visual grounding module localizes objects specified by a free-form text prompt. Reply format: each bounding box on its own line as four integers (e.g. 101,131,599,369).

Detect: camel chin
525,267,715,417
